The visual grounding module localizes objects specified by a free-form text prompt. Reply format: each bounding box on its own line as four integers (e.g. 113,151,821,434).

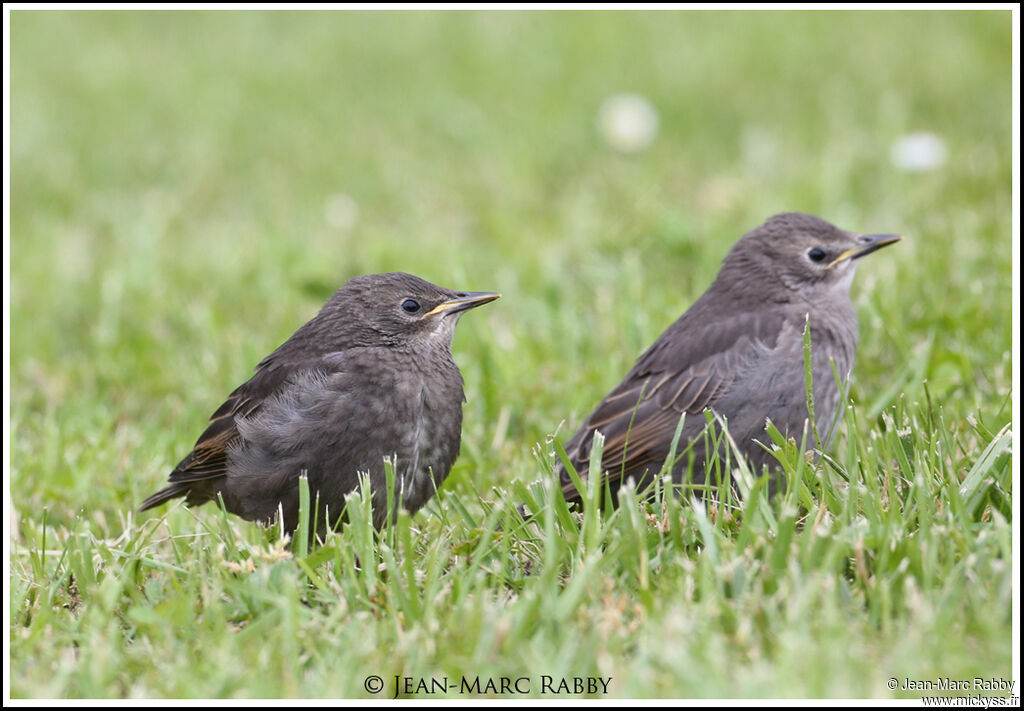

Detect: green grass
9,9,1013,700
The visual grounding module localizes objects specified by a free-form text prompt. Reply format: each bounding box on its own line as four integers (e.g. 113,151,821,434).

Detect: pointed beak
828,233,902,267
421,291,501,318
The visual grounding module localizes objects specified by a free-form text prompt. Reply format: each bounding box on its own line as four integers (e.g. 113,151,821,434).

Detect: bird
555,212,900,508
140,272,500,537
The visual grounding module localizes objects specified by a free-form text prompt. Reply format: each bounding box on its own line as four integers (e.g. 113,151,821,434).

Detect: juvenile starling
140,272,499,535
557,212,900,507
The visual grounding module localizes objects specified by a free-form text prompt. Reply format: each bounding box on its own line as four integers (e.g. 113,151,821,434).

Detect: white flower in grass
890,132,947,172
324,192,359,231
598,93,659,154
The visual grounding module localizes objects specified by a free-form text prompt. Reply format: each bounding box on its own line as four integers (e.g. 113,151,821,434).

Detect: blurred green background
9,9,1013,699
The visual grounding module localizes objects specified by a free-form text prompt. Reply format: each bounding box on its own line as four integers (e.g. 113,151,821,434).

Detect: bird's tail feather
138,483,190,512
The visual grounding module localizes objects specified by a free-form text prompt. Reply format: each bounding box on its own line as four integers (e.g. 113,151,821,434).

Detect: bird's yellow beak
828,233,902,267
421,291,501,318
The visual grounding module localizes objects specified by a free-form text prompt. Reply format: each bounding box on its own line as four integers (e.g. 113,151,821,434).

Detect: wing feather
559,306,788,504
140,352,337,510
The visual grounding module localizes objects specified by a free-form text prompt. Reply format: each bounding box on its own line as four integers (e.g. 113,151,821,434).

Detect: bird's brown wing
163,378,274,485
560,308,787,503
139,353,328,511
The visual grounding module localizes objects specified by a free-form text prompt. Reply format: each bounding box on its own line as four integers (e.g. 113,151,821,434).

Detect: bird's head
721,212,901,299
323,272,500,349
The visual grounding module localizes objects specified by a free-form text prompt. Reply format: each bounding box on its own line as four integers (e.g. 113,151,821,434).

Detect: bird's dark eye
808,247,828,263
401,299,421,314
